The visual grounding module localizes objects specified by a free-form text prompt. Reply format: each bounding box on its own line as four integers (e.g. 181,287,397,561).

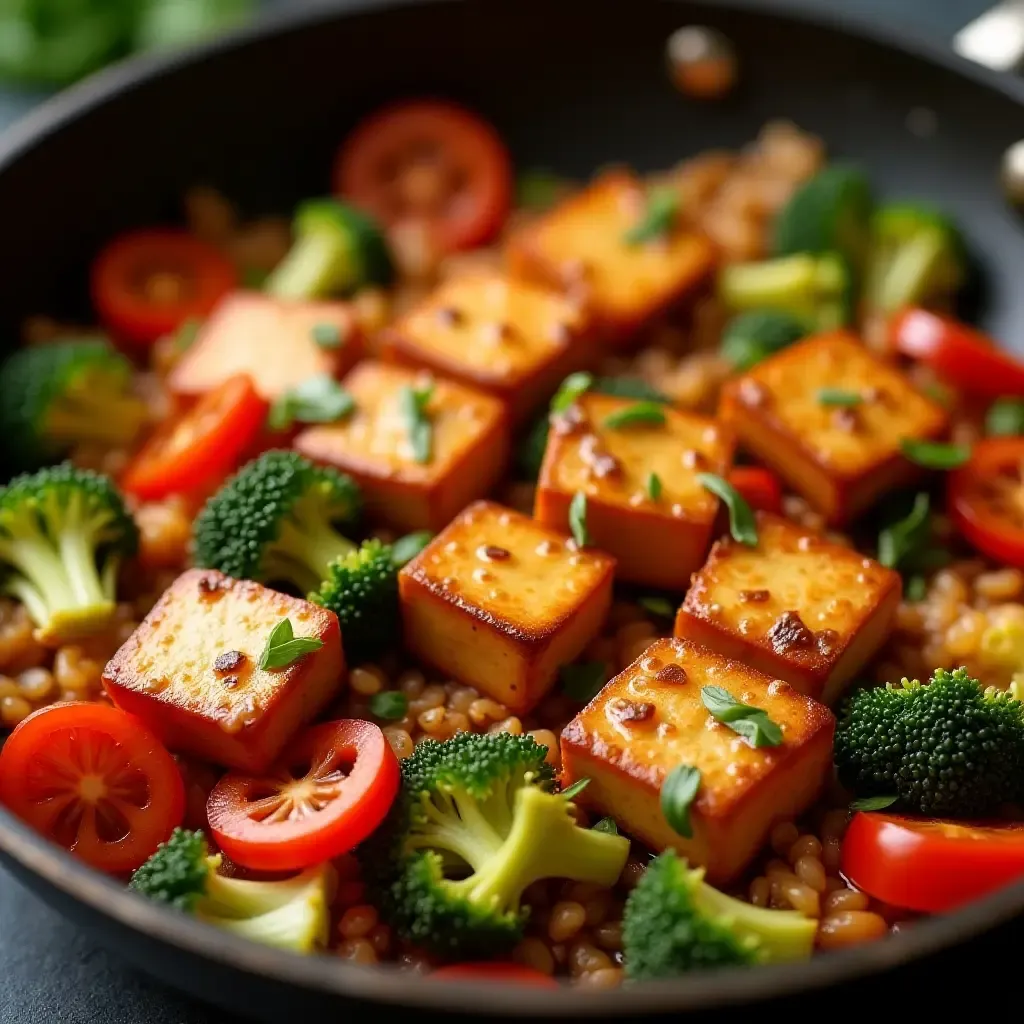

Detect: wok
1,0,1023,1019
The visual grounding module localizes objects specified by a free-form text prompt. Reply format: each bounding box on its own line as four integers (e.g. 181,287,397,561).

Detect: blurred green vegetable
135,0,255,53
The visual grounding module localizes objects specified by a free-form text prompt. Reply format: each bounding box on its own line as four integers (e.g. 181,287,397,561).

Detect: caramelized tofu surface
103,568,344,772
399,500,615,713
168,291,361,401
294,360,509,532
675,513,901,704
719,332,949,524
381,272,593,422
560,637,834,884
534,393,733,588
507,170,714,343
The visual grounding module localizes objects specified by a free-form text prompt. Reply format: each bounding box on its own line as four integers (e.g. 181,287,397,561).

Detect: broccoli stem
411,789,508,869
46,387,148,448
0,526,78,625
271,515,356,592
865,229,947,314
264,230,356,300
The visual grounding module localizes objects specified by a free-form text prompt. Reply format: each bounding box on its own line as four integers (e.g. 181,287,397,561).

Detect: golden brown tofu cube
294,360,510,532
506,170,715,345
534,393,733,589
380,272,594,424
719,331,949,525
399,500,615,714
560,637,834,884
168,291,363,402
103,568,344,772
675,513,901,704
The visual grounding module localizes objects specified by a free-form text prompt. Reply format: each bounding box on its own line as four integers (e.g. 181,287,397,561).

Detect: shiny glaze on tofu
294,360,509,532
168,291,362,401
534,392,733,588
380,272,594,423
675,513,901,704
506,170,715,344
399,500,615,713
560,637,834,885
102,568,344,773
719,331,949,525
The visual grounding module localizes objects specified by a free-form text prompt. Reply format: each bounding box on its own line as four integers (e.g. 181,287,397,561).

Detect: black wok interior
4,0,1024,1019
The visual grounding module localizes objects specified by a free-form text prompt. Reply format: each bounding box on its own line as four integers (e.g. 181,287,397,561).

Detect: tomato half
121,375,268,501
0,702,184,874
948,437,1024,568
92,229,238,346
335,100,512,254
728,466,783,515
207,719,399,872
843,812,1024,913
891,308,1024,400
431,963,560,988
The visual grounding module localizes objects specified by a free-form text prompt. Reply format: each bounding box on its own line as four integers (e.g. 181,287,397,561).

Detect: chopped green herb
986,397,1024,437
697,473,757,546
258,618,324,671
172,317,201,353
720,310,808,371
592,817,619,835
603,401,666,430
551,371,594,413
560,661,607,702
399,382,435,464
899,438,970,470
661,764,701,839
561,778,590,800
624,187,680,246
311,322,345,349
877,492,931,570
849,794,899,812
268,374,355,431
817,387,862,407
905,574,928,603
639,596,675,619
646,471,662,501
391,531,433,567
700,685,783,748
369,690,408,721
569,490,590,547
516,170,571,211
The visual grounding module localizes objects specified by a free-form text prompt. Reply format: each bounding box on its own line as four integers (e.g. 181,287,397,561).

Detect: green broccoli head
370,731,629,959
130,828,331,954
0,463,138,643
623,851,816,980
309,538,398,664
834,666,1024,817
192,450,362,593
0,339,148,473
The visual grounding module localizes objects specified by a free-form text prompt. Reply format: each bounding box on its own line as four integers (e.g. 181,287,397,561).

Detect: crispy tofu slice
168,291,362,402
534,393,734,589
399,500,615,713
560,637,834,884
675,513,901,704
380,272,594,423
103,568,344,772
718,331,949,525
294,360,509,532
506,170,715,344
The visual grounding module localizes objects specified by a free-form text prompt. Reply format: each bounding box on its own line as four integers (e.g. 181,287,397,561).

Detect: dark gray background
0,0,1001,1021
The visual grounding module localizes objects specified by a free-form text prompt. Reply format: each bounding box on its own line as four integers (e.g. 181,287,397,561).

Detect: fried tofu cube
506,170,715,344
103,568,344,772
560,637,834,884
399,500,615,713
719,331,949,525
675,513,901,704
534,393,733,588
294,361,509,532
380,272,593,423
168,291,362,402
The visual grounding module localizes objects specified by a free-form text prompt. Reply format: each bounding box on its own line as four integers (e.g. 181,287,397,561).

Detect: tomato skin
728,466,783,515
431,963,559,987
891,308,1024,399
335,100,512,254
207,719,399,873
92,229,238,346
0,702,184,874
121,374,268,501
843,812,1024,913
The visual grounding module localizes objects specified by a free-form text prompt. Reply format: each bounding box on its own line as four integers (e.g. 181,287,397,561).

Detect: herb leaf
569,490,590,547
697,473,757,546
258,618,324,671
603,401,667,430
560,661,607,702
817,388,862,407
661,764,701,838
877,492,930,569
905,574,928,602
399,382,435,464
268,374,355,431
899,438,970,470
592,817,619,835
986,397,1024,437
311,322,346,349
369,691,408,721
516,170,571,211
561,778,591,800
700,685,783,748
172,317,201,353
646,471,662,501
850,794,899,812
624,187,680,246
551,371,594,413
391,531,433,567
639,596,675,619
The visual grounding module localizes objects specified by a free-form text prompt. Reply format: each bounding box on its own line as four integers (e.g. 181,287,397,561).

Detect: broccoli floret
0,463,138,643
0,339,147,473
719,310,810,371
130,828,330,954
309,538,398,664
622,851,816,980
369,731,629,958
834,666,1024,817
718,252,851,330
192,450,362,593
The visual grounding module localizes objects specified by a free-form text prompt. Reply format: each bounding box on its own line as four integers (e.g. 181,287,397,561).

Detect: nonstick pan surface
2,0,1024,1019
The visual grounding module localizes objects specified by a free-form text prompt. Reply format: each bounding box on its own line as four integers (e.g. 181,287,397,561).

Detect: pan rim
1,0,1023,1014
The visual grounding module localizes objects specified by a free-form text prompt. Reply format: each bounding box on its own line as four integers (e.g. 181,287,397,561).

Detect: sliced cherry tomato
891,308,1024,400
728,466,784,515
431,963,560,988
948,436,1024,568
0,702,184,874
121,374,268,501
92,229,238,346
335,100,512,254
207,719,399,872
843,812,1024,913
